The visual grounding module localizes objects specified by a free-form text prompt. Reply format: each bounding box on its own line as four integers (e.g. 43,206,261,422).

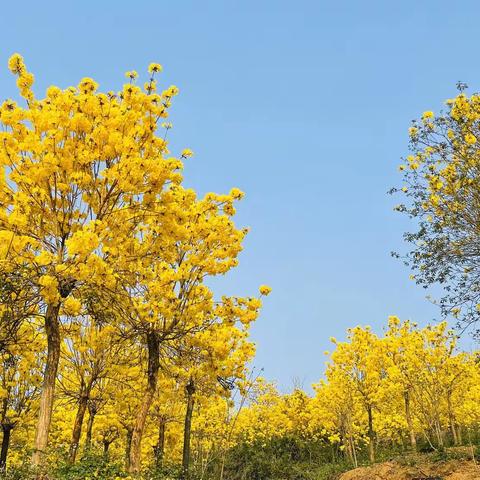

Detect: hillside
339,451,480,480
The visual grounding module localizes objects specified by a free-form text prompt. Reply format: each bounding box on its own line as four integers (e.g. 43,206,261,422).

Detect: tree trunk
339,419,353,464
182,378,196,480
84,403,97,452
447,393,459,445
154,416,166,468
457,424,463,445
68,390,90,463
103,440,111,460
125,427,133,470
349,432,358,468
0,424,13,471
128,331,160,473
367,405,375,463
404,389,417,451
343,434,353,464
449,420,459,446
434,418,444,448
32,303,61,467
345,414,358,468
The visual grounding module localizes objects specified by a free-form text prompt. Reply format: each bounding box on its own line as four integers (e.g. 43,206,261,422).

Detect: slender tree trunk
343,434,353,464
0,424,13,471
68,389,90,463
128,332,160,473
154,416,166,468
103,440,111,460
447,394,459,445
349,433,358,468
450,424,459,446
346,414,357,468
404,389,417,451
182,378,196,480
367,405,375,463
84,404,97,452
32,303,61,467
125,427,133,471
434,418,444,448
340,420,353,464
457,424,463,445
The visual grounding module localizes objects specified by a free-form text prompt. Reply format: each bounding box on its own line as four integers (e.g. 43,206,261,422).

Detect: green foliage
145,461,183,480
301,463,351,480
219,438,350,480
2,443,478,480
0,462,37,480
53,452,127,480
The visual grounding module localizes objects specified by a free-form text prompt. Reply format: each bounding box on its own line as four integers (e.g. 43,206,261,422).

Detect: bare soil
338,459,480,480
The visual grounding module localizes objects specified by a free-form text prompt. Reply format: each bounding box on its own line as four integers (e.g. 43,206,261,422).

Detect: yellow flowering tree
173,316,257,479
0,321,43,470
394,87,480,333
0,53,190,467
325,327,386,462
59,319,122,463
119,185,265,473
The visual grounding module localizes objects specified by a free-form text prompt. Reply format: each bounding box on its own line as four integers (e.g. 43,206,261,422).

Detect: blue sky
1,0,478,391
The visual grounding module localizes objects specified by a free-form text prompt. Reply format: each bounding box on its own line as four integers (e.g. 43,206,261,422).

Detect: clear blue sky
1,0,478,391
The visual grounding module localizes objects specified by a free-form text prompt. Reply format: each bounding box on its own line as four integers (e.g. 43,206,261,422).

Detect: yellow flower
38,275,60,303
465,133,477,144
16,72,34,89
36,250,53,266
125,70,138,80
7,53,25,74
181,148,194,158
148,63,163,74
38,274,57,289
65,231,100,256
165,85,179,97
62,297,82,316
259,285,272,296
78,77,98,93
144,80,157,92
422,111,434,119
230,187,245,200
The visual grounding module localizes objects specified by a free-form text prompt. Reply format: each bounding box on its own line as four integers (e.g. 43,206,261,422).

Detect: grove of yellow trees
1,54,480,480
0,54,267,478
231,318,480,469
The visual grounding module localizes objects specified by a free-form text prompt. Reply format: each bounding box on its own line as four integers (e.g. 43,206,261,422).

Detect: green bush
53,452,127,480
219,438,350,480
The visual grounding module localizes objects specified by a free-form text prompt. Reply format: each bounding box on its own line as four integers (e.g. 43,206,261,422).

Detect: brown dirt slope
339,459,480,480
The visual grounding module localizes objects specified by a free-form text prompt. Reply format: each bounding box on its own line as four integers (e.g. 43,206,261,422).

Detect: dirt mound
338,460,480,480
